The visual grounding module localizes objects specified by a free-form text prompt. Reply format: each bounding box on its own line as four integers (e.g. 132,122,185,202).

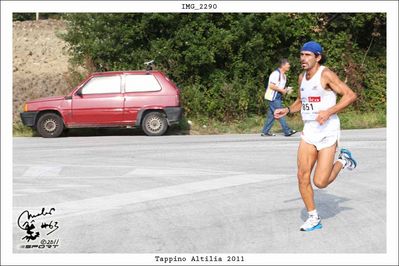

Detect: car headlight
23,103,28,112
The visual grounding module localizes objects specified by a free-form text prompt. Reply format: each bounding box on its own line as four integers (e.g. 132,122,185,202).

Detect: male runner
274,41,358,231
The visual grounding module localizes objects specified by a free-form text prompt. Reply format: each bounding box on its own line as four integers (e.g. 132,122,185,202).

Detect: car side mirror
76,89,83,97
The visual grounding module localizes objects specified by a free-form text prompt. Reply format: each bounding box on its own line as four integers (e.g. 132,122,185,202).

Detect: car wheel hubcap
43,119,57,132
147,117,162,132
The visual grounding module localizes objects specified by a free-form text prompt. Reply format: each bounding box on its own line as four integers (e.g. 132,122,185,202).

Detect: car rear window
125,74,161,92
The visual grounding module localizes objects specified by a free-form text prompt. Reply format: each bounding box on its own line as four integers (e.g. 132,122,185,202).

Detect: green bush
13,13,64,21
13,13,36,21
61,13,386,122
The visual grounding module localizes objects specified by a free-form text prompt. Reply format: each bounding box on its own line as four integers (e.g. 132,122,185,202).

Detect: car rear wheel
36,113,64,138
142,112,168,136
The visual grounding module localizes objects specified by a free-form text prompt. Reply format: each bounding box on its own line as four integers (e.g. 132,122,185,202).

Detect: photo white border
1,1,398,265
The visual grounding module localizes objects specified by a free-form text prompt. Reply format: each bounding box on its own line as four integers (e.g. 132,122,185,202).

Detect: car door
70,74,125,125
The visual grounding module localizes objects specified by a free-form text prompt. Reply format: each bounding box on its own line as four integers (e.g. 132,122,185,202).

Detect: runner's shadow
300,190,352,221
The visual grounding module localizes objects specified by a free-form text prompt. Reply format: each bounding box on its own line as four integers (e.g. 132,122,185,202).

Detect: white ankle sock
308,209,318,217
337,158,347,169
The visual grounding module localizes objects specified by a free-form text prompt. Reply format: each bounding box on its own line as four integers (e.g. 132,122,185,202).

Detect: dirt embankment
13,19,83,123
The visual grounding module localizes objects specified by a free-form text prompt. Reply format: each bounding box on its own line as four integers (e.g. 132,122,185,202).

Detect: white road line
14,166,241,179
14,164,135,168
13,173,290,220
122,168,240,177
14,184,92,197
21,166,62,177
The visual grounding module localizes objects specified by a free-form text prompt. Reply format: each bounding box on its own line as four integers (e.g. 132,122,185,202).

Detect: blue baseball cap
301,41,323,55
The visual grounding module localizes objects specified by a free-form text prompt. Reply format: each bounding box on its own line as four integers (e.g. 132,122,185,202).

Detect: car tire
36,113,64,138
142,112,168,136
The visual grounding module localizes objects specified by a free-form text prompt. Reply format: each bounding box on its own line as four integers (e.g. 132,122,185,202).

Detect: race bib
301,96,322,120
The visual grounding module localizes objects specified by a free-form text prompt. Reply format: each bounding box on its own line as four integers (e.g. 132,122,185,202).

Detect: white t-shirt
264,70,286,101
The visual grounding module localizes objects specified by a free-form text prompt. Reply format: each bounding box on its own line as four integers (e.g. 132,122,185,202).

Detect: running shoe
261,132,276,136
338,148,357,170
284,129,297,137
300,215,322,231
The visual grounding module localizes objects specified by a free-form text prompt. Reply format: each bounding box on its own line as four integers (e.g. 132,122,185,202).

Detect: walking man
274,41,358,231
261,59,297,137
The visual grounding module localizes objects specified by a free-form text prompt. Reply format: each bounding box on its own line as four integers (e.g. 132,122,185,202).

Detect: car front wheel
142,112,168,136
36,113,64,138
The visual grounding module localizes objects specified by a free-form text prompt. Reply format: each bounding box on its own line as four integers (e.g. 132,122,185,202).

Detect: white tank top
300,66,337,121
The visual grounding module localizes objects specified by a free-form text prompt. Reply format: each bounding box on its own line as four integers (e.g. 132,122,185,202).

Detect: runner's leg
297,139,318,211
313,143,343,188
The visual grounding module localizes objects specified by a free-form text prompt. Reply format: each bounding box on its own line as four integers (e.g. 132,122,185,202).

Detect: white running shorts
301,115,340,151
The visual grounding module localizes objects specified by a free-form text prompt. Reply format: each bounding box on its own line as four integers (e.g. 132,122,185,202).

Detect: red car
20,70,183,137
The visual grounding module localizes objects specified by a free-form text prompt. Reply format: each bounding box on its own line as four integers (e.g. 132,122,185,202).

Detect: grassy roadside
13,122,35,137
13,111,386,137
185,110,386,135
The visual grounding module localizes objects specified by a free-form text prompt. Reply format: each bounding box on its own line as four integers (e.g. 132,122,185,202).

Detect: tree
62,13,386,120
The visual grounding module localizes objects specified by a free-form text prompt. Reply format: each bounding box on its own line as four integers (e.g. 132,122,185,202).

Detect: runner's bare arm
317,68,357,124
274,73,303,119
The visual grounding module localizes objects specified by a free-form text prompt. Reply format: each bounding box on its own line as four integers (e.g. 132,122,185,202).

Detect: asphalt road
12,128,386,253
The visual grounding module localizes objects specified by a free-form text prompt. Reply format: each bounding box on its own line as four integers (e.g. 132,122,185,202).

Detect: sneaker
338,148,357,170
284,129,297,137
300,215,322,231
261,132,276,136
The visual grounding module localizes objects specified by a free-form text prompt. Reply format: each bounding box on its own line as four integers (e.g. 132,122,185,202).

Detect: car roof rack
144,60,155,73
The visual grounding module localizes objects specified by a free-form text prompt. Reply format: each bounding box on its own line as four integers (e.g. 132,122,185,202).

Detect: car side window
81,75,121,94
125,75,162,92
